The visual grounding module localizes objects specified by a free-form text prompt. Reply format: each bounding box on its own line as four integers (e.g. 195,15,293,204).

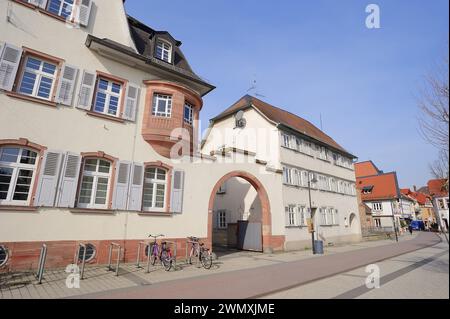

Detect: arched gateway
207,171,281,253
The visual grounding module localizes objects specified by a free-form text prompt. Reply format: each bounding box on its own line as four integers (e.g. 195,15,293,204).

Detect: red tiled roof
356,172,399,201
427,179,449,197
211,95,354,157
355,161,380,178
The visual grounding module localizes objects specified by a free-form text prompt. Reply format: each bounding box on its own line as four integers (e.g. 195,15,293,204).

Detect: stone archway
208,171,275,253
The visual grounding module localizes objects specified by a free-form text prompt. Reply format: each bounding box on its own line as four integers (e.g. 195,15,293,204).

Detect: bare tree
429,149,449,179
418,52,449,178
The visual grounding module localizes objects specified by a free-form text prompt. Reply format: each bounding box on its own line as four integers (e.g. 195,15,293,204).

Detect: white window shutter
77,70,96,110
56,64,79,106
123,83,140,121
76,0,93,27
56,152,82,208
112,161,131,210
0,43,23,92
170,170,185,213
34,150,64,207
128,163,144,211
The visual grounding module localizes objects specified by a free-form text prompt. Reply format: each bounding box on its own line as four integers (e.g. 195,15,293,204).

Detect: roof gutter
277,123,358,159
85,35,216,97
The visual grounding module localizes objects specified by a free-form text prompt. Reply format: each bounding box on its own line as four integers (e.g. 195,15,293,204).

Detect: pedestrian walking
408,224,413,235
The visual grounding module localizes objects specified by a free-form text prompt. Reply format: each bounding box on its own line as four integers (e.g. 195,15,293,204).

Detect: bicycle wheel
200,248,212,269
161,250,172,271
188,247,197,265
150,244,158,266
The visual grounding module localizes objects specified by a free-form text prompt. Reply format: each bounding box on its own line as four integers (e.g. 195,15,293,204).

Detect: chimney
413,185,417,192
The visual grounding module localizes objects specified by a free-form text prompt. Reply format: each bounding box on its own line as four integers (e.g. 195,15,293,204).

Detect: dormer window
155,40,172,63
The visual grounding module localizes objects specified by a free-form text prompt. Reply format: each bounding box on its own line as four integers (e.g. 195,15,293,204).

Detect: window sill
12,0,36,10
70,208,115,215
138,211,172,217
6,92,57,108
86,111,126,123
0,205,38,212
317,157,332,163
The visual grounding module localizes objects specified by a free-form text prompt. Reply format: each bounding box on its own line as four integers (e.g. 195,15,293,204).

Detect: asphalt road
73,232,446,299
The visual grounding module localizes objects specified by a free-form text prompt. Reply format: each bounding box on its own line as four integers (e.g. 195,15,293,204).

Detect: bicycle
148,234,173,271
187,236,213,269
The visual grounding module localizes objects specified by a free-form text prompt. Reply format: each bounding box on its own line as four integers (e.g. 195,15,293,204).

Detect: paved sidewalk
0,232,437,299
72,232,441,299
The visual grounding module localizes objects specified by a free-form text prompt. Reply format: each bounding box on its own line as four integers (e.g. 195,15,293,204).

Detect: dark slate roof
211,95,356,158
127,15,202,82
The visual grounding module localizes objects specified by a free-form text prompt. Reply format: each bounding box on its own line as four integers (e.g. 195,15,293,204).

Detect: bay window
93,78,122,117
152,94,172,118
18,56,58,100
143,167,167,211
0,147,38,206
78,158,112,209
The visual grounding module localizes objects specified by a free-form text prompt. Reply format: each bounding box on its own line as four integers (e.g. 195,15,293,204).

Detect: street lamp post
308,173,318,254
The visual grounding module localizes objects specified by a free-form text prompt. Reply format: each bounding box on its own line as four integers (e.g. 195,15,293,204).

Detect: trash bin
314,240,324,255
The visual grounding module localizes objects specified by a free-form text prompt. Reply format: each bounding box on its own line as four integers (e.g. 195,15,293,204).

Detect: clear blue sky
125,0,449,189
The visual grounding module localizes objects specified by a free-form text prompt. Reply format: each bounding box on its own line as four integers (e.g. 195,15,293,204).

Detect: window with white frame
78,159,112,209
327,208,334,225
184,102,194,125
93,78,122,117
295,138,302,151
0,147,38,206
143,167,167,211
47,0,74,19
283,167,293,185
330,178,337,192
298,206,307,226
310,172,318,189
303,141,313,155
281,133,291,148
301,170,309,187
318,146,327,160
333,209,340,225
350,183,356,196
217,210,227,229
293,169,301,186
438,199,446,209
155,40,172,63
18,56,58,101
152,94,172,118
319,208,327,225
372,202,383,211
285,205,296,226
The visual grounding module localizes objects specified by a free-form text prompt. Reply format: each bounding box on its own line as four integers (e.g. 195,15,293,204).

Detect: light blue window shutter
112,161,131,210
77,70,96,110
34,151,64,207
128,163,144,211
56,64,79,106
77,0,93,27
56,152,82,208
170,170,185,213
0,43,23,91
123,83,140,121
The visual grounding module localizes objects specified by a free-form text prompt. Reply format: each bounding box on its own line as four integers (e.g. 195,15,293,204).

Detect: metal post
107,244,113,271
136,242,143,268
36,244,47,285
308,175,316,255
115,246,121,276
77,243,87,280
146,243,151,273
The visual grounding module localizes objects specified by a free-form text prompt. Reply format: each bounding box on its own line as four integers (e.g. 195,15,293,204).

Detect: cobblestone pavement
0,232,443,299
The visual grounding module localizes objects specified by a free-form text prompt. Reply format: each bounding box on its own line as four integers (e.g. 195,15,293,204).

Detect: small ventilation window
78,243,96,262
0,246,9,267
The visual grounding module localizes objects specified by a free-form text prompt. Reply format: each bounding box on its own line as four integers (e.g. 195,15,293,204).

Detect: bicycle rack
185,239,198,265
165,241,177,269
75,243,87,280
35,244,47,284
136,241,152,273
107,243,121,276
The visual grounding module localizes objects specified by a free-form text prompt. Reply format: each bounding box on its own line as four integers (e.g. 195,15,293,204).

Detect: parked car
410,220,425,231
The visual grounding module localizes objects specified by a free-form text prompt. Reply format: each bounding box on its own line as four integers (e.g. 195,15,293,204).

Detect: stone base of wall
0,237,206,272
284,234,362,252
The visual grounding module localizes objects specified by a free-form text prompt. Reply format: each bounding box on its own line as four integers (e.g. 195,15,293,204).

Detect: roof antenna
320,113,324,131
246,74,266,99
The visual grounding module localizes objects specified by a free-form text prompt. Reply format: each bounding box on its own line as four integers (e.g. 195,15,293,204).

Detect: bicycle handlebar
149,234,165,239
187,236,199,241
